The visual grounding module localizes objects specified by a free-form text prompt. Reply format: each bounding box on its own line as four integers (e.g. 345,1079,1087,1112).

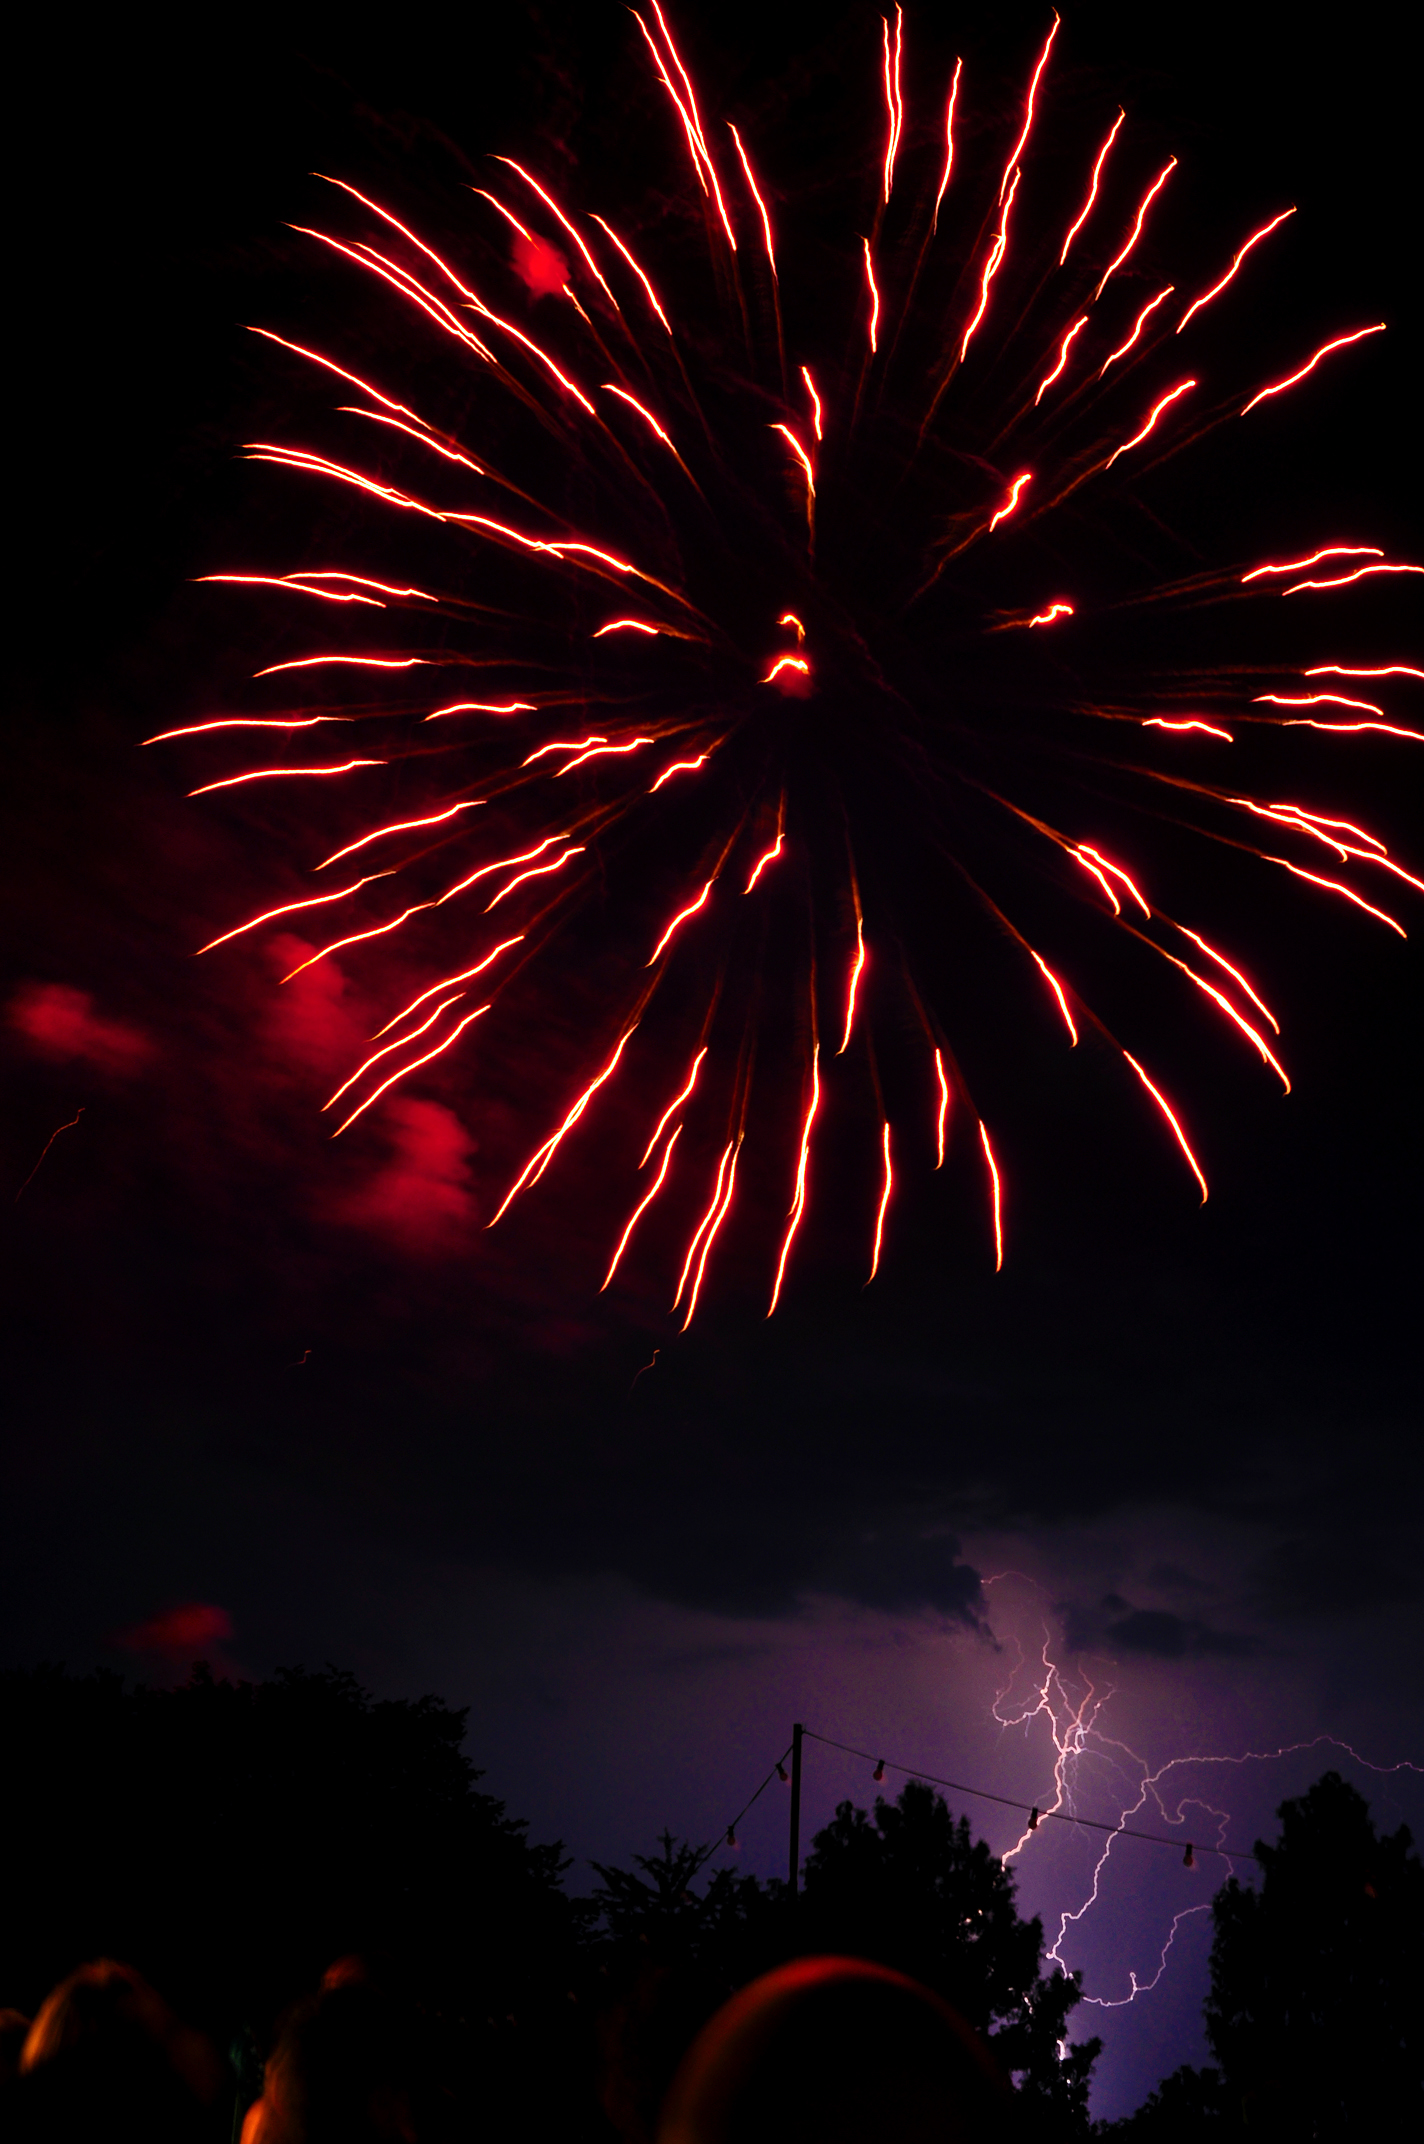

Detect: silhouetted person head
242,1979,419,2143
15,1958,221,2140
658,1957,1016,2144
0,2009,32,2086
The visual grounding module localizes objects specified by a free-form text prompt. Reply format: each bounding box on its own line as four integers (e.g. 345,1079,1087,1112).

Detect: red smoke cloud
9,982,152,1072
511,232,569,298
331,1096,477,1250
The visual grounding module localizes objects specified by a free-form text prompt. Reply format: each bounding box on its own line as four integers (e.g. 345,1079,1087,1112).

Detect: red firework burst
160,5,1419,1318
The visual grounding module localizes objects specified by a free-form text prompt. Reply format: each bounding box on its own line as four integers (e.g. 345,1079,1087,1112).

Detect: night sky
6,1,1420,2121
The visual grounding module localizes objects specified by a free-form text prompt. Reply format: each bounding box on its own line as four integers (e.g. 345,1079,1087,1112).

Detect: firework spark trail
1098,286,1174,375
14,1108,85,1204
603,1125,683,1288
983,1580,1424,2010
171,4,1415,1316
1093,158,1177,301
1058,108,1123,264
1240,323,1386,412
930,58,963,231
769,1045,821,1316
1177,207,1296,332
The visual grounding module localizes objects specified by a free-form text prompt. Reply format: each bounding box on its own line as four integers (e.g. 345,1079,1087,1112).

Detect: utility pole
789,1720,804,1893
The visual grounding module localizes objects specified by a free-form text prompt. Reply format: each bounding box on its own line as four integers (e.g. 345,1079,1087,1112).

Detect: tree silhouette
0,1662,579,2049
1104,1770,1423,2137
801,1781,1101,2131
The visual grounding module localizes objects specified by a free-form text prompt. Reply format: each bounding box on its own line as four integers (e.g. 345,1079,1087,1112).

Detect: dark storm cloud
1058,1597,1255,1659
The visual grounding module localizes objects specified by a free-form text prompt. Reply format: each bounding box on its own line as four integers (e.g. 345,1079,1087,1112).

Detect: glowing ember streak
602,1126,683,1288
1059,109,1124,264
1279,720,1424,740
839,917,867,1053
1177,208,1296,332
588,216,672,331
593,618,661,636
640,1047,708,1164
648,880,714,963
1142,718,1234,740
601,383,680,451
1029,952,1078,1043
253,654,427,676
144,716,352,744
1027,601,1074,627
931,58,963,230
195,874,390,954
189,760,385,796
492,1027,638,1220
1242,545,1382,581
934,1050,950,1167
681,1139,741,1327
868,1120,894,1281
556,737,657,774
1074,844,1150,915
199,574,382,607
486,844,586,909
244,445,443,520
297,573,437,600
745,833,784,891
524,735,607,764
317,802,484,869
437,836,569,905
1167,959,1291,1091
1094,158,1177,301
1256,693,1385,714
1174,927,1279,1032
1098,286,1175,375
341,407,486,473
470,189,532,241
1105,379,1196,467
1266,859,1407,935
372,937,524,1037
1283,562,1422,594
1241,323,1385,413
1000,13,1059,202
424,702,537,720
771,423,816,501
331,1003,490,1137
989,471,1033,530
960,166,1020,360
1237,799,1385,856
978,1121,1004,1269
245,328,422,419
1121,1053,1208,1201
800,367,824,440
324,995,465,1110
768,1046,820,1315
1306,664,1424,680
779,613,806,640
492,157,621,310
881,7,905,204
727,124,777,275
650,754,710,790
673,1141,734,1306
634,3,737,250
1035,317,1088,403
863,238,881,352
281,899,448,980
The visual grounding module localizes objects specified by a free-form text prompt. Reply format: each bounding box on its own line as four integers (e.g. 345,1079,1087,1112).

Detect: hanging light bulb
1183,1843,1196,1870
1027,1806,1040,1831
726,1826,738,1848
872,1760,886,1782
776,1761,790,1785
